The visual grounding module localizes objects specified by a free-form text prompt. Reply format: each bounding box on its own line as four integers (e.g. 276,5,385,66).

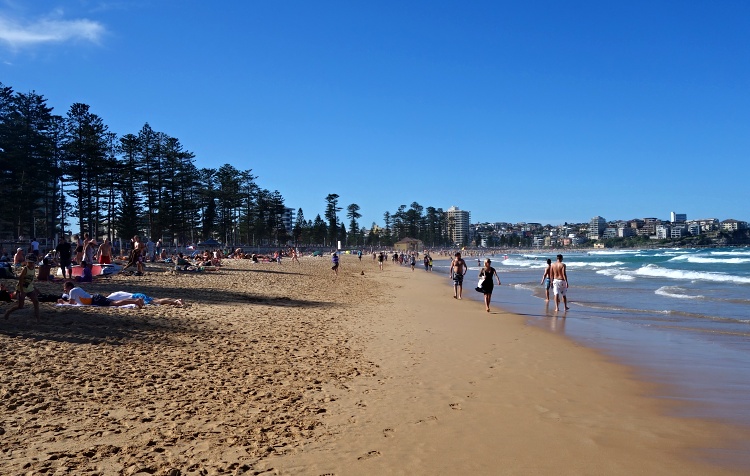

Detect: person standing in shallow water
550,254,569,312
449,252,468,299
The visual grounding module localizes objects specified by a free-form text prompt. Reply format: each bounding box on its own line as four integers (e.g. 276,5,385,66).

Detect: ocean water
434,247,750,428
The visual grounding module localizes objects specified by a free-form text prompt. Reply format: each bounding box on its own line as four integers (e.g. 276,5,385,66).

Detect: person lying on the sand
57,281,144,308
105,291,184,306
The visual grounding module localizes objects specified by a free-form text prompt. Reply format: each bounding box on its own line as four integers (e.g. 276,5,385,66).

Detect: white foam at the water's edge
655,286,705,300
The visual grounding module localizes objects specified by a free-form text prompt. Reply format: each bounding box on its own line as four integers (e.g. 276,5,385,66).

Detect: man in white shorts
550,254,569,313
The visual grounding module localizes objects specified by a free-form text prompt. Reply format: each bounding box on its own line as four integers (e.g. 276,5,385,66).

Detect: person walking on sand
450,252,468,299
550,254,569,312
3,255,40,321
478,258,502,312
331,251,340,275
290,247,300,265
540,258,552,302
377,251,384,270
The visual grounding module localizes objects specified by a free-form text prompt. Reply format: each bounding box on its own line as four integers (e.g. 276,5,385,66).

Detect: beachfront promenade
0,255,747,474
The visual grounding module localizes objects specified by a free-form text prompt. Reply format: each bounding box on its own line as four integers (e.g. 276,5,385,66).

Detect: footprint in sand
358,450,381,460
383,428,394,438
415,415,438,425
449,403,462,410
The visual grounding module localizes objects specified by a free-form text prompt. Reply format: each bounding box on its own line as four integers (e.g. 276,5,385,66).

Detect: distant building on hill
656,224,671,239
588,216,606,240
721,219,748,231
446,206,470,246
671,212,687,223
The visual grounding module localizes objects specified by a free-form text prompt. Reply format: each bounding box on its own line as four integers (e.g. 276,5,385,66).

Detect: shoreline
272,256,750,474
1,256,748,474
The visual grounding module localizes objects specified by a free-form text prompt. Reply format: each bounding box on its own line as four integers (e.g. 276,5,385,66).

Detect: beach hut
394,237,424,252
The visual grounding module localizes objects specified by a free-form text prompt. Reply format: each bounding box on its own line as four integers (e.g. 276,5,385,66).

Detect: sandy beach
1,255,748,475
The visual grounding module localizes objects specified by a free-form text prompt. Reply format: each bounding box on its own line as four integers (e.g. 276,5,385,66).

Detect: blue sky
2,0,748,228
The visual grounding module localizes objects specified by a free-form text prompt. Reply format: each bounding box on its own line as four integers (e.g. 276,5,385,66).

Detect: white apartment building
656,224,671,239
602,227,618,239
446,206,471,245
721,219,748,231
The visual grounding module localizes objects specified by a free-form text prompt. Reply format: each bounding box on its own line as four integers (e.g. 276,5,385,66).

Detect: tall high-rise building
670,212,687,223
280,207,296,237
446,206,470,245
588,216,606,240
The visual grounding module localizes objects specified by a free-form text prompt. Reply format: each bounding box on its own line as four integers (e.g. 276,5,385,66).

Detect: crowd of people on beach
0,234,200,321
1,231,573,321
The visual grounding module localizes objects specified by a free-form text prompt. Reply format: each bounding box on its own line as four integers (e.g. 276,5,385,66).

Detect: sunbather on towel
57,281,144,308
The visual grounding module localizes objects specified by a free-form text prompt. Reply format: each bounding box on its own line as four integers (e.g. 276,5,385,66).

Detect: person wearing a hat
3,255,40,321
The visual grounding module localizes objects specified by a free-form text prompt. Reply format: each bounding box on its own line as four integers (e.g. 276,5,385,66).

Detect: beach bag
475,276,485,293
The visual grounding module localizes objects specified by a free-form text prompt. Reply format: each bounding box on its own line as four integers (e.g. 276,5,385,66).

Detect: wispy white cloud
0,10,105,49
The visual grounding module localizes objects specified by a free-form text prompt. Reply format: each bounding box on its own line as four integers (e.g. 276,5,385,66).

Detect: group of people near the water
540,254,569,312
450,251,569,313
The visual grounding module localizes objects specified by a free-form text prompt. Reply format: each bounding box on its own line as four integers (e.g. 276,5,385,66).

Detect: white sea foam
596,268,622,276
499,258,544,269
565,261,625,268
655,286,704,300
681,256,750,264
587,250,641,255
596,268,636,281
710,250,750,257
636,264,750,284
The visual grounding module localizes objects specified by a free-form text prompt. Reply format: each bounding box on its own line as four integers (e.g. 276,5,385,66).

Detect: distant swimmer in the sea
550,254,569,312
450,252,468,299
540,258,552,302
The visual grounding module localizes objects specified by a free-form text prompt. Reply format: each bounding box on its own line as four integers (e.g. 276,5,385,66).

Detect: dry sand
1,255,748,475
